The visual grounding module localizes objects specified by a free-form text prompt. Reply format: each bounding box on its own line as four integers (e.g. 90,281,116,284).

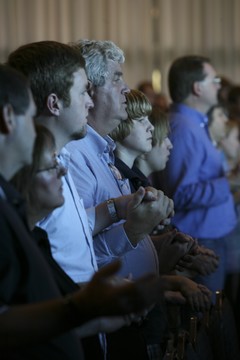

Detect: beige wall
0,0,240,96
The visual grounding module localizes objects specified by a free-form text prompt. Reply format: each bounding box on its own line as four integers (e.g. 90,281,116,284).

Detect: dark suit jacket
0,175,84,360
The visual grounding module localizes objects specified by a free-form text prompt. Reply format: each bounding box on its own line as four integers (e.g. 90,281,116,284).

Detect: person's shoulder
170,113,193,135
65,137,89,154
170,108,200,132
66,130,101,158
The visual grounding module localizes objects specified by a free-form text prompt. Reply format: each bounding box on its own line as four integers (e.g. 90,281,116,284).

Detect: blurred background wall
0,0,240,95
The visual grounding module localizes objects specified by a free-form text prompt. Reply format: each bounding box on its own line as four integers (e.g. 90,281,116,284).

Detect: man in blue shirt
158,55,237,295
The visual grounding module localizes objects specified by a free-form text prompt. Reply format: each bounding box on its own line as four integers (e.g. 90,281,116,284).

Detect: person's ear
0,104,16,134
192,81,202,97
46,93,61,116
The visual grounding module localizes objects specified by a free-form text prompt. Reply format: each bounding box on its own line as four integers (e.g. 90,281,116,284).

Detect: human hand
173,232,197,250
144,186,175,219
176,245,219,276
113,187,160,220
73,260,162,320
113,194,134,220
163,291,186,305
124,187,174,246
152,230,192,274
178,277,212,312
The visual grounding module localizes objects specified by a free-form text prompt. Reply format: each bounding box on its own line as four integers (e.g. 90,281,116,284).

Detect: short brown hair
7,41,85,115
168,55,210,103
0,64,30,115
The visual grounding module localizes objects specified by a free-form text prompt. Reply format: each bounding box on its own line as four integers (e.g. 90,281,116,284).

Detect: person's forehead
203,62,216,77
28,91,37,114
106,59,123,76
72,68,88,87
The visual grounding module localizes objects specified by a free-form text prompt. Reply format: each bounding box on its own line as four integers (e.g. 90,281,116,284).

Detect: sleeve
69,150,136,258
68,150,99,208
166,124,231,211
93,224,137,268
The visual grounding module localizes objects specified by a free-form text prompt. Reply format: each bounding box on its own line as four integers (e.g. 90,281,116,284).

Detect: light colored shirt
66,125,159,279
39,147,98,283
158,103,237,239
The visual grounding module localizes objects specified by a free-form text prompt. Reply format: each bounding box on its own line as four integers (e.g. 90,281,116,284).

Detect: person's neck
27,209,48,231
183,98,209,115
135,158,151,177
54,134,69,154
208,128,218,146
115,146,138,169
88,120,107,137
35,116,70,153
0,159,21,181
88,113,122,138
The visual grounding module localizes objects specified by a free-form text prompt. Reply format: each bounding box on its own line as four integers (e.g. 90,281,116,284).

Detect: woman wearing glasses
11,125,163,360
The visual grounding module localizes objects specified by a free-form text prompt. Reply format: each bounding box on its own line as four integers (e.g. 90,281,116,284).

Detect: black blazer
0,175,84,359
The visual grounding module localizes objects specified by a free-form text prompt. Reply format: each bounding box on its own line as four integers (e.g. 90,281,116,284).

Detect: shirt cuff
103,223,137,256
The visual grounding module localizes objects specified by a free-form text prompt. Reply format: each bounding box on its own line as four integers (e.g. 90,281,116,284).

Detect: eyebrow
80,81,91,93
114,71,123,77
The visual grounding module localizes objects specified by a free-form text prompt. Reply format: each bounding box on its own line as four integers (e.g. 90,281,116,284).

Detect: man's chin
71,127,87,141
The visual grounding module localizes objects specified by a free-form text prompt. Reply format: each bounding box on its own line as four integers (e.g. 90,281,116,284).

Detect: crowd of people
0,39,240,359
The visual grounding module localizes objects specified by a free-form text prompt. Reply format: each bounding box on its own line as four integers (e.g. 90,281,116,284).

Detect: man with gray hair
67,39,173,279
66,40,174,359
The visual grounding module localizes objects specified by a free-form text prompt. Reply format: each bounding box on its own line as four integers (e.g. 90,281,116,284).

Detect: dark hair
168,55,210,103
207,104,227,127
228,86,240,106
12,125,56,203
0,64,30,115
7,41,85,115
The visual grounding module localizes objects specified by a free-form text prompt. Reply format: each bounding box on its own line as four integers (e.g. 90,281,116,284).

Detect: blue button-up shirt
159,103,237,238
66,125,159,279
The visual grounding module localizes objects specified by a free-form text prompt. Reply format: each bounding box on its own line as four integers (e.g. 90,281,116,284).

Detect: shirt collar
59,147,70,168
87,125,116,157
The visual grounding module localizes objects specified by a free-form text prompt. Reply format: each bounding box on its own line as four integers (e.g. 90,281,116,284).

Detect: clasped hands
117,186,174,246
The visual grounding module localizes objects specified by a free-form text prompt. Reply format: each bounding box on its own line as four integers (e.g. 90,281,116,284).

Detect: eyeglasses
36,162,60,174
211,77,221,84
201,76,221,85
